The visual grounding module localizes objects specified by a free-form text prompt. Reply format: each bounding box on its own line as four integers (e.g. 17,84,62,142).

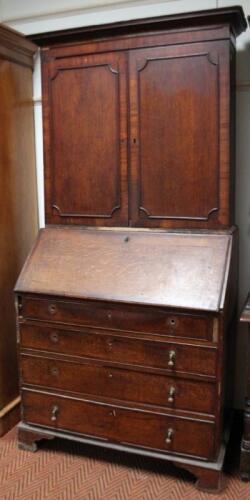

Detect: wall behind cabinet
1,0,250,408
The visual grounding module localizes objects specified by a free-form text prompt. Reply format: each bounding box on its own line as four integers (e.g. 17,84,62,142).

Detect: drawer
20,355,216,414
22,390,215,460
20,325,217,377
20,296,214,341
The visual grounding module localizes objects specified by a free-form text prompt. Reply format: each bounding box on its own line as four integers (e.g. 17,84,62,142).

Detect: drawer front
20,325,217,377
20,296,214,340
20,355,216,414
22,390,215,459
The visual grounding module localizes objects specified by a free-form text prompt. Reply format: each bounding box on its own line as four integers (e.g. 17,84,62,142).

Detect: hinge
213,318,219,343
15,296,22,344
16,323,20,344
218,382,221,397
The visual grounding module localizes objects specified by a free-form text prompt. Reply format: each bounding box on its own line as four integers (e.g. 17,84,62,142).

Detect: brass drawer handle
50,331,59,343
165,428,174,444
168,350,176,368
167,386,175,403
51,405,59,422
48,304,57,315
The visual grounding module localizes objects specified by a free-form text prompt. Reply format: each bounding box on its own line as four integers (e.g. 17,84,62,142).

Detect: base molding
0,396,21,437
17,421,226,492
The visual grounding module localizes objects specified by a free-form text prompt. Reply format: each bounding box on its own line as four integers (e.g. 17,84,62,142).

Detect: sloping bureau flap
15,227,232,312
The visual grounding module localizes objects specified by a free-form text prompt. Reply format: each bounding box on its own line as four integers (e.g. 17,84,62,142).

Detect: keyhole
51,366,59,376
50,332,59,343
49,304,57,315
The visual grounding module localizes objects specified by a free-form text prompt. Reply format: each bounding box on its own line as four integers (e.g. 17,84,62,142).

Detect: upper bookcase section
29,7,247,230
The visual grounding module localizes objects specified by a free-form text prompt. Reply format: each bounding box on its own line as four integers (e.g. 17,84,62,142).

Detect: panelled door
128,41,230,229
42,51,128,226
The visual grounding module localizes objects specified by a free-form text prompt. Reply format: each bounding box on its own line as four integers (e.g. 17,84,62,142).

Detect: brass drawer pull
51,405,59,422
165,428,174,444
50,331,59,343
168,350,176,367
48,304,57,315
167,386,176,403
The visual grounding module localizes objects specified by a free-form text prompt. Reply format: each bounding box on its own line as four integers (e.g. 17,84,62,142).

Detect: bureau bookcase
15,7,246,492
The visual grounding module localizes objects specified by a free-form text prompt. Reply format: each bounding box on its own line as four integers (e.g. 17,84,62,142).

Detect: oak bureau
15,6,247,492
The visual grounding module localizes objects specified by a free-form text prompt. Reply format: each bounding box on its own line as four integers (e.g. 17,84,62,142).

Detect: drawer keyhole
50,332,59,343
48,304,57,315
167,386,176,403
165,428,174,444
168,350,176,368
167,317,178,329
107,339,113,351
51,366,59,376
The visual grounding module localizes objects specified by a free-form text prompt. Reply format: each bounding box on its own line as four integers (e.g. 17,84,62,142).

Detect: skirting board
0,396,21,437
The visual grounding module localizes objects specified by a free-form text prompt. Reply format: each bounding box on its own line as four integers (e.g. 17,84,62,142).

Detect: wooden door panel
129,42,229,228
43,52,128,225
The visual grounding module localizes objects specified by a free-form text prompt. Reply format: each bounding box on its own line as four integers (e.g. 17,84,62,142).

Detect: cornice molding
0,23,37,67
26,5,246,46
0,2,230,36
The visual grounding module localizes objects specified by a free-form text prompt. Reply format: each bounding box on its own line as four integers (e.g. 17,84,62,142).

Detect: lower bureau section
22,390,215,460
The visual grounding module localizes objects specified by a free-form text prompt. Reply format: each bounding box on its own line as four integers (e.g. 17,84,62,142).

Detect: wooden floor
0,418,249,500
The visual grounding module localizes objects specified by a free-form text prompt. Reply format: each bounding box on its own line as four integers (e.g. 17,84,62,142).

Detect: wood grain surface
15,227,232,311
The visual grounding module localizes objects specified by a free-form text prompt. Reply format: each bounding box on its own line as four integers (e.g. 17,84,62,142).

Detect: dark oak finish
20,354,216,414
18,422,54,452
15,7,246,493
22,390,215,460
19,324,217,376
239,294,250,480
18,294,215,335
16,420,227,492
15,227,232,311
43,52,128,226
29,7,246,45
0,25,38,435
35,7,245,229
129,41,227,228
16,224,237,492
181,463,225,493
